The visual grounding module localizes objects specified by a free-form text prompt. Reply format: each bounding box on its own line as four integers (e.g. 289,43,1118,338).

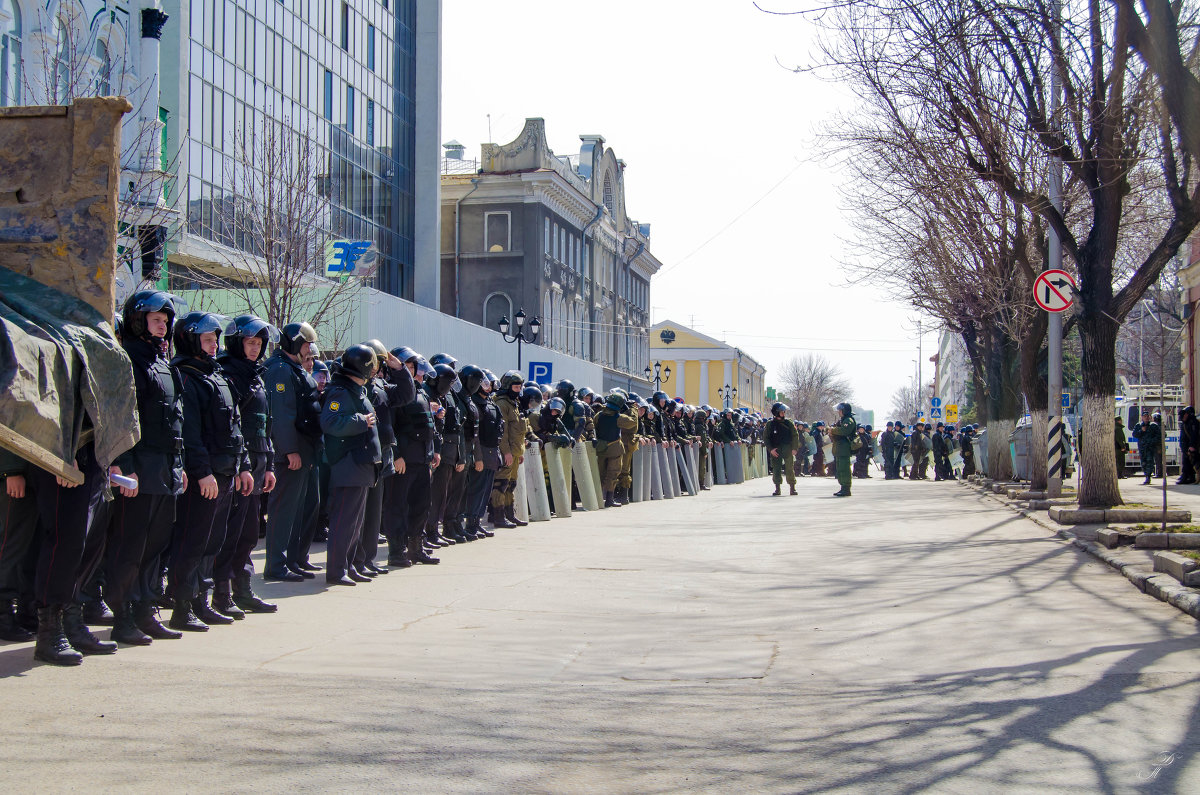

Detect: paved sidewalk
2,474,1198,792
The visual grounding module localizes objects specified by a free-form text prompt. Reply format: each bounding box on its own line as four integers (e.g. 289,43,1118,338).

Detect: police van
1116,381,1182,473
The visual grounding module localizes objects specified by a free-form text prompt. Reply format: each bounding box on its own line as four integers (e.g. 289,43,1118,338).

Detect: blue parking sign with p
530,361,553,385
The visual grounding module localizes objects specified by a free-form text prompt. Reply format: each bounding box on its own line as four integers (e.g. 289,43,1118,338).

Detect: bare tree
811,0,1200,505
776,353,853,422
890,379,921,424
179,118,377,353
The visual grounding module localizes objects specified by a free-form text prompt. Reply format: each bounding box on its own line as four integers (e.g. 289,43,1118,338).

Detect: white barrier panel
514,456,530,524
714,442,727,485
545,442,572,518
725,443,743,483
649,442,664,500
523,443,551,522
585,440,604,504
631,445,645,502
572,442,600,511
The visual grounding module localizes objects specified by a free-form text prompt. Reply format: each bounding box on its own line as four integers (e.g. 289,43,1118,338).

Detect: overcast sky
441,1,941,415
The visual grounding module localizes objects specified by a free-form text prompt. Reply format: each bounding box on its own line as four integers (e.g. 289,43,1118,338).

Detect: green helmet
606,393,627,412
500,370,524,391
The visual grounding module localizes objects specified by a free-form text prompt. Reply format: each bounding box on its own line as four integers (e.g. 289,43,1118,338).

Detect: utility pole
917,320,923,418
1047,0,1065,498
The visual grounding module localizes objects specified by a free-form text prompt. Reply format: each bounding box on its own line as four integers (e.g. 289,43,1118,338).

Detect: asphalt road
2,472,1199,793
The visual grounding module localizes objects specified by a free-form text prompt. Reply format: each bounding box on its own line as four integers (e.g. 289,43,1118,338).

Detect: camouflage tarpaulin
0,268,138,470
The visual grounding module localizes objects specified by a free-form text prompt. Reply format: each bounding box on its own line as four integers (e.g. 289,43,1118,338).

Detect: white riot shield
725,442,743,483
513,456,530,524
545,442,572,517
585,440,604,504
572,442,600,511
631,445,645,502
657,443,676,499
714,441,727,485
523,443,551,522
666,444,682,497
676,445,697,496
649,442,664,500
688,443,701,493
704,444,715,488
741,444,750,481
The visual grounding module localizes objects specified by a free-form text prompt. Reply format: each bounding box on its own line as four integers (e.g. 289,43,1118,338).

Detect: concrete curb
969,482,1200,621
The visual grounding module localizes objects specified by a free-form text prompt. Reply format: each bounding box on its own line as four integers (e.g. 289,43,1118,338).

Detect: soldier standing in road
879,422,897,480
811,421,827,478
764,402,799,496
931,422,948,481
594,392,638,507
909,422,930,480
1132,410,1161,485
830,403,857,497
489,371,528,528
1114,416,1129,478
852,425,873,478
1177,406,1199,485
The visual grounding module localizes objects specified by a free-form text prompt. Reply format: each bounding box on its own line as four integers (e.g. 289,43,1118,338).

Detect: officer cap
429,353,458,370
225,315,279,362
174,311,225,359
123,290,187,342
946,425,956,432
556,380,575,401
279,321,317,355
546,396,566,414
460,365,485,396
340,344,377,380
500,370,524,391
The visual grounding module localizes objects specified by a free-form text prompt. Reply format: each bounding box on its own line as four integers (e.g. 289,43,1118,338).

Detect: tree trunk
984,325,1022,481
1020,314,1049,490
1078,313,1123,506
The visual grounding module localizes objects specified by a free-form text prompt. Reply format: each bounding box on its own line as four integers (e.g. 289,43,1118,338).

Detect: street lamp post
498,308,541,372
721,384,737,410
644,361,671,391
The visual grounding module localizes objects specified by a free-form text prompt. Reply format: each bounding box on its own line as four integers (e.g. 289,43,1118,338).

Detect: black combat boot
82,599,114,626
772,484,781,496
211,589,246,620
604,491,615,508
110,602,153,646
62,603,117,655
134,600,182,639
464,518,486,539
169,598,209,632
34,606,83,666
790,484,798,496
0,598,34,642
232,573,277,613
15,597,38,635
492,506,516,529
505,505,528,527
474,524,495,538
192,591,235,625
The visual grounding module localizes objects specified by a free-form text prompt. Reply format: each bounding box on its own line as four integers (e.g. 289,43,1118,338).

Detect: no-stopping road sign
1034,269,1076,313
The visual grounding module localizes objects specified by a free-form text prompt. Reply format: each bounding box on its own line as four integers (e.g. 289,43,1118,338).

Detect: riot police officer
765,402,799,495
424,363,465,546
386,350,440,566
168,313,253,631
213,316,279,616
594,392,637,507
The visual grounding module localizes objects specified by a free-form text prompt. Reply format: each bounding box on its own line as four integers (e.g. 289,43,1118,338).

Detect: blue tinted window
323,68,332,119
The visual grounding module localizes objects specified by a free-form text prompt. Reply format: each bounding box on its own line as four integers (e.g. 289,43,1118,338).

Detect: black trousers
386,464,431,559
353,477,386,569
326,486,368,579
265,464,309,576
291,463,321,567
216,491,261,586
0,487,38,602
426,441,461,539
102,492,175,607
25,448,105,607
445,462,469,526
167,474,234,600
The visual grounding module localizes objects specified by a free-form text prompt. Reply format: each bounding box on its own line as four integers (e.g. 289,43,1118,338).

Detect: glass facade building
163,0,417,298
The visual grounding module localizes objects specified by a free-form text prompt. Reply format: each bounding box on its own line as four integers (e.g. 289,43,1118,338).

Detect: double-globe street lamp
645,361,671,391
498,308,541,372
721,384,737,410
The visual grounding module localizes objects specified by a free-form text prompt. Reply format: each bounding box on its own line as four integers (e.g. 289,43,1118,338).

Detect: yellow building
648,320,767,410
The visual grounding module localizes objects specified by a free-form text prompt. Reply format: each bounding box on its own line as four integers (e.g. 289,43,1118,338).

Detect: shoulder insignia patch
275,383,285,392
330,401,340,412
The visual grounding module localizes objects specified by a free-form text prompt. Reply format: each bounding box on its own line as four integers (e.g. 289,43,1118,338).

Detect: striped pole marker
1048,417,1064,481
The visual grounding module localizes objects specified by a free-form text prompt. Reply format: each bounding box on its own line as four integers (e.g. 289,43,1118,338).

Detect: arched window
556,295,567,353
483,292,512,333
576,300,586,358
0,0,21,106
94,40,110,95
542,292,552,349
566,301,575,356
